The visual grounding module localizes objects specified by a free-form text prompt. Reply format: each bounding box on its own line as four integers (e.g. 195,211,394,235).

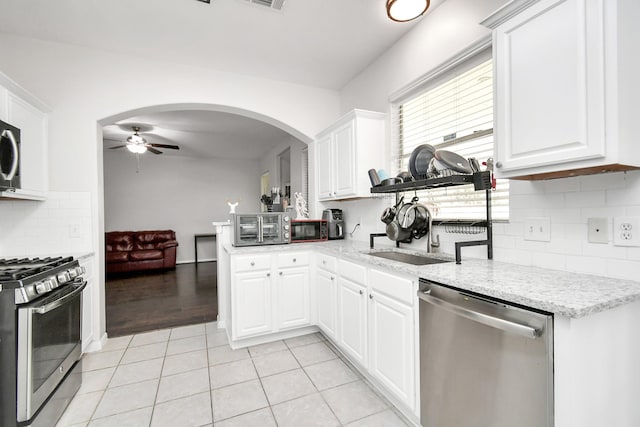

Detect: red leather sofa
106,230,179,274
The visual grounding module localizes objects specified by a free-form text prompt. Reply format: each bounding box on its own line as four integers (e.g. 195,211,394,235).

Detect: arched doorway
97,103,313,338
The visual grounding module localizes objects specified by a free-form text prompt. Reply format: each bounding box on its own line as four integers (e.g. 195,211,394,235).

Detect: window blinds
391,52,509,220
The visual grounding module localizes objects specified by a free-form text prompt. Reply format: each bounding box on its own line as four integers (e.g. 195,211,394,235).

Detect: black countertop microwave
0,119,21,191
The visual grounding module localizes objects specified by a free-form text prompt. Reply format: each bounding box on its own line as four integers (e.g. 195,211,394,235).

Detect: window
391,49,508,220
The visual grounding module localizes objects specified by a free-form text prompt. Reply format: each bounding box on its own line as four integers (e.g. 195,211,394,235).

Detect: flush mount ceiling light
386,0,430,22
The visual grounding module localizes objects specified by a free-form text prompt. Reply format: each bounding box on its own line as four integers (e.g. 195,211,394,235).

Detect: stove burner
0,256,73,281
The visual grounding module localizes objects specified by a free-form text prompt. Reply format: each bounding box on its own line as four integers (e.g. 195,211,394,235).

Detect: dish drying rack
371,170,493,264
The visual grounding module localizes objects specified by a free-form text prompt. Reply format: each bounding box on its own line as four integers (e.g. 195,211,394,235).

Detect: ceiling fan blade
147,147,163,155
149,143,180,150
109,145,128,149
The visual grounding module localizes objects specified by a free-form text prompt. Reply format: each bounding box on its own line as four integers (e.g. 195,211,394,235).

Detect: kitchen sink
367,251,452,266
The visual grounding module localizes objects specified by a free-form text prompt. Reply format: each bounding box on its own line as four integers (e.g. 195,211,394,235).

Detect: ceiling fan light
386,0,430,22
126,144,147,154
127,134,146,144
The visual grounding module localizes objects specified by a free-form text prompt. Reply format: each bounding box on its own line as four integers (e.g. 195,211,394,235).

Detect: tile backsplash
0,191,93,257
339,170,640,281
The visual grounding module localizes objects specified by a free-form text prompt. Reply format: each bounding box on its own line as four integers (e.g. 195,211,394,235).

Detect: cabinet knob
279,271,283,276
293,258,296,263
250,262,255,267
495,161,502,169
359,290,364,295
322,260,326,265
266,273,270,277
330,276,334,281
369,294,373,299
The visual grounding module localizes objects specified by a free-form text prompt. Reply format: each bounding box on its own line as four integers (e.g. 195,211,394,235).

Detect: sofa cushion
106,252,129,263
106,233,134,252
134,230,176,250
129,250,164,261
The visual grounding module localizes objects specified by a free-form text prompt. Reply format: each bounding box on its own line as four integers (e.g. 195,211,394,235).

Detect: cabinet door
333,120,356,198
338,276,367,366
368,290,415,409
7,91,48,193
494,0,605,174
316,134,334,200
233,270,272,339
276,266,310,330
316,268,337,339
79,256,95,352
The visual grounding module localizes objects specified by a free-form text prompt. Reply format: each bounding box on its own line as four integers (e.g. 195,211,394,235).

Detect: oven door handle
32,281,87,315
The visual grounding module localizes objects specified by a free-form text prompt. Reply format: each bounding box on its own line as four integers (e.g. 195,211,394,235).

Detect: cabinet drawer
368,269,414,305
233,254,271,272
277,252,309,268
316,253,337,272
337,259,366,285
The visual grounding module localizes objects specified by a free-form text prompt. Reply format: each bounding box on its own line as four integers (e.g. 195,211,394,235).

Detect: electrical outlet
524,217,551,242
587,217,608,244
69,224,81,238
613,216,640,246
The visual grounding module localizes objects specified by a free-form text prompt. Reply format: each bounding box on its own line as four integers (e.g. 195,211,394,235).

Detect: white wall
103,151,261,263
0,33,340,345
335,0,640,281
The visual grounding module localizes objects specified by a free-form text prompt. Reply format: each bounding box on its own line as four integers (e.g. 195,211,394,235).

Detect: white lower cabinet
316,265,337,339
230,251,309,340
230,250,417,415
334,261,417,413
275,266,310,330
233,269,273,338
337,260,368,367
368,288,415,409
78,255,95,352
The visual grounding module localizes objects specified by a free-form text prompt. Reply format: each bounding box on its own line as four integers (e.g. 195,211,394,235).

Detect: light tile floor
57,322,410,427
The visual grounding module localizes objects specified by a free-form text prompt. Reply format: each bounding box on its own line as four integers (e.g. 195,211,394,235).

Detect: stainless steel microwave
231,213,291,247
290,219,328,243
0,119,21,191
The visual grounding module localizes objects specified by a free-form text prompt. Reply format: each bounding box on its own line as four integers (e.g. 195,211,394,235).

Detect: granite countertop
224,240,640,319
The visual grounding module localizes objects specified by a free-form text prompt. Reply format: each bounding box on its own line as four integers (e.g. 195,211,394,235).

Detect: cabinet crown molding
481,0,542,29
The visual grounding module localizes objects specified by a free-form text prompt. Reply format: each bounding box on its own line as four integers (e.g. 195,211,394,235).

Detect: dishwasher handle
418,289,540,339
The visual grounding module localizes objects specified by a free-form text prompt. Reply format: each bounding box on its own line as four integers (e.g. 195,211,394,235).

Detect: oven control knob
284,225,289,230
35,282,50,294
283,216,290,222
68,267,83,279
57,272,71,284
44,278,58,289
284,233,290,239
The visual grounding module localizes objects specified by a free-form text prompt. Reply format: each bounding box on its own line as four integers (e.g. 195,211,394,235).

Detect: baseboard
83,332,108,353
176,259,217,264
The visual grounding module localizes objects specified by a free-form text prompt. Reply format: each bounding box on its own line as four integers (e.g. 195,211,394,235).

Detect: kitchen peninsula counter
224,240,640,319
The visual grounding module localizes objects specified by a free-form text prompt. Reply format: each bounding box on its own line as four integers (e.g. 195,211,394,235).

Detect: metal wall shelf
370,171,492,193
370,171,493,264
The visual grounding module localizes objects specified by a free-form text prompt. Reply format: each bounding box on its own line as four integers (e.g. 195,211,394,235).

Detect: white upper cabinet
483,0,640,179
315,109,386,200
0,72,50,200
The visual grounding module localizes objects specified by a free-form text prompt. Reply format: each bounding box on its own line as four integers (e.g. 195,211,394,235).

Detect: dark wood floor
106,262,218,337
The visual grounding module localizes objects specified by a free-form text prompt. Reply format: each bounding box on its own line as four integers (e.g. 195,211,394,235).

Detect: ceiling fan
110,126,180,154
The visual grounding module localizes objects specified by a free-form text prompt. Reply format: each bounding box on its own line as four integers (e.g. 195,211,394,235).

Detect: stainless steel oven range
0,256,86,427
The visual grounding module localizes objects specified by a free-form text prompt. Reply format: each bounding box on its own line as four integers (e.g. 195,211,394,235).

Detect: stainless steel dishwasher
418,279,553,427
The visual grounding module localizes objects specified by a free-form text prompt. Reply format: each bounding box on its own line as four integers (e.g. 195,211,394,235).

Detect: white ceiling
0,0,443,159
103,110,296,159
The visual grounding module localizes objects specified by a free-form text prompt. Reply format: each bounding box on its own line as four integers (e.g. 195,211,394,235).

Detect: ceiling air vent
243,0,285,11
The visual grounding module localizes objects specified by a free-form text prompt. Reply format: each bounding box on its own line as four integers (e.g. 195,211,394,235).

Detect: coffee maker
322,208,345,240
